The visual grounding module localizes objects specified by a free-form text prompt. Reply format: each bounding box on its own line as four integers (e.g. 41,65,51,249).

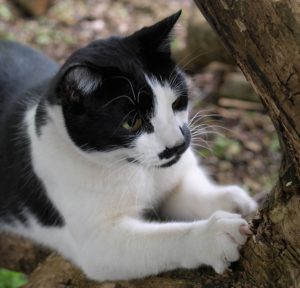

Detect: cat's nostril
159,141,187,160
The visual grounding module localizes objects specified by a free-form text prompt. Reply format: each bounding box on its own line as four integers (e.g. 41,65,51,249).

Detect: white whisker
101,94,135,109
112,76,137,103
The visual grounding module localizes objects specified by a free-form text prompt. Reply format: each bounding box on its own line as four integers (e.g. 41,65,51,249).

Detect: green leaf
0,268,28,288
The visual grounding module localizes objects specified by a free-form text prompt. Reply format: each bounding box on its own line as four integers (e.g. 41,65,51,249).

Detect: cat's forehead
59,35,186,114
74,37,175,81
85,38,179,88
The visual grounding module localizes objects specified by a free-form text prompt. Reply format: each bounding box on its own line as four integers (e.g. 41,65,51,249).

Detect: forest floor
0,0,281,285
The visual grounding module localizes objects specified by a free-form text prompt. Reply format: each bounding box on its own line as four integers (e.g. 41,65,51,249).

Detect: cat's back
0,41,63,228
0,40,58,106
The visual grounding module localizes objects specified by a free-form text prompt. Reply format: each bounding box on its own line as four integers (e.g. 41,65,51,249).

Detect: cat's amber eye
172,96,187,111
122,117,142,132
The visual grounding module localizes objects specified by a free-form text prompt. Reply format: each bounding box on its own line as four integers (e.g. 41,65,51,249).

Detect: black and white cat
0,11,257,281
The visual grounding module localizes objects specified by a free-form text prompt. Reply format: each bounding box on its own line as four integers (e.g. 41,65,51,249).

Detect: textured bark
194,0,300,287
1,1,300,287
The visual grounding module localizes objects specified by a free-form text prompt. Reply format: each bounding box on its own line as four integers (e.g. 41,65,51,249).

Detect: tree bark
1,1,300,287
193,1,300,286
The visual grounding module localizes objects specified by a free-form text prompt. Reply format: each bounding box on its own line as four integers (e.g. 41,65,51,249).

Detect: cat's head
49,11,190,168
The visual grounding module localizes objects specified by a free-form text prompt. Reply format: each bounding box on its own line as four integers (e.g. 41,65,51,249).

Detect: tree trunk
193,1,300,286
1,1,300,287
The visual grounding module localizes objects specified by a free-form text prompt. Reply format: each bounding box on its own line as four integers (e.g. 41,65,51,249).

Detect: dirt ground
0,0,281,197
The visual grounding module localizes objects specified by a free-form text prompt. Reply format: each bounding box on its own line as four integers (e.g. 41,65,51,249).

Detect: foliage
0,269,27,288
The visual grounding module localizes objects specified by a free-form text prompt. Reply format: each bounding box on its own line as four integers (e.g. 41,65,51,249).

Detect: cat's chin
126,154,182,169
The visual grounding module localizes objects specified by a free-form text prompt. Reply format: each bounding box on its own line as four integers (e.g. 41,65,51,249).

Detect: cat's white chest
32,134,155,223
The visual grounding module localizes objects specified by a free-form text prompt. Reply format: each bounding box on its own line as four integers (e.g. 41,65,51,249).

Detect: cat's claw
204,211,250,274
183,211,251,274
239,223,253,236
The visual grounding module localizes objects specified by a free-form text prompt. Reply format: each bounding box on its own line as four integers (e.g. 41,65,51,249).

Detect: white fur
132,77,188,167
10,76,257,281
70,67,100,95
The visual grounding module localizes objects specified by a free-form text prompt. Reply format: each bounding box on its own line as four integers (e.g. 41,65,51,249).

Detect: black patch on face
159,141,187,160
159,154,182,168
47,11,184,153
60,68,155,151
158,123,191,166
128,123,191,168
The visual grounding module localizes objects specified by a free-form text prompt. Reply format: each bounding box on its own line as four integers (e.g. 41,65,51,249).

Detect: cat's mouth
126,140,190,168
126,156,181,168
126,152,183,169
159,154,182,168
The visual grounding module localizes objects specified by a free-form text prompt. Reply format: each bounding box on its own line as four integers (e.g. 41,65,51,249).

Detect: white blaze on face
148,77,186,147
132,76,188,166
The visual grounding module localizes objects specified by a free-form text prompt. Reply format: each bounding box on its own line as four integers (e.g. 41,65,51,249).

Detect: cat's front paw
183,211,251,273
214,185,258,217
204,211,251,273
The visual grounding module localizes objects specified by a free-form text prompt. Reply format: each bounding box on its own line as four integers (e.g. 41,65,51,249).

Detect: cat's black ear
129,10,181,56
57,66,102,104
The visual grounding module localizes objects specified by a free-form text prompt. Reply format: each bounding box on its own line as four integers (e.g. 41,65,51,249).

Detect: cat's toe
217,185,258,217
206,211,250,274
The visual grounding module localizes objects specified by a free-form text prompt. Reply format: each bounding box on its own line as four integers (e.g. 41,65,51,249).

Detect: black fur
0,11,187,227
46,11,185,152
0,41,64,226
158,124,191,167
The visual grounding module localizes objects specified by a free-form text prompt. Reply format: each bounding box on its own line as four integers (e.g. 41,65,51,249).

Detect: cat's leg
160,149,257,221
76,211,251,281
